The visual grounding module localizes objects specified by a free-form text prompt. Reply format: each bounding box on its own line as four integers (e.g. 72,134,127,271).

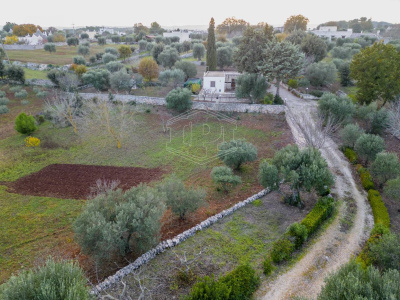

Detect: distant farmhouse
18,29,51,45
310,26,378,40
202,71,240,93
163,29,196,42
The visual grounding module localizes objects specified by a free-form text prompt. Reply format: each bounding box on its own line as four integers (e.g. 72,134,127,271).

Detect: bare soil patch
7,164,165,199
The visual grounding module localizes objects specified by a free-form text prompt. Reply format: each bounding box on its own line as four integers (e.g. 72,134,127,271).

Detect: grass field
23,68,48,80
6,44,121,65
0,85,293,283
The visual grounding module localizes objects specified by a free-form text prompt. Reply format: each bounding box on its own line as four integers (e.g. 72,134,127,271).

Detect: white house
310,26,354,40
18,29,47,45
163,31,191,42
202,71,240,93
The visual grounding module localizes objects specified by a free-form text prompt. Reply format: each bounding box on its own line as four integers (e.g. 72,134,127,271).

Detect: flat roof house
202,71,240,93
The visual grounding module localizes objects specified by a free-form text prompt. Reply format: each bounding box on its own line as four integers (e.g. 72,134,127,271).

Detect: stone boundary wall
91,188,270,295
76,93,286,114
3,42,66,50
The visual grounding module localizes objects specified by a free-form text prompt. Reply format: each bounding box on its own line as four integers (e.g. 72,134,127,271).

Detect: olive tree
339,124,364,148
97,37,106,45
318,93,355,125
235,73,269,104
193,43,205,60
259,145,334,207
165,87,192,112
305,62,337,87
158,47,180,69
370,152,400,187
174,61,197,80
354,134,385,164
216,46,233,69
82,69,111,91
384,177,400,201
211,166,242,192
73,184,165,263
77,45,90,57
157,175,206,220
158,69,185,87
44,43,56,53
217,139,257,170
110,69,133,92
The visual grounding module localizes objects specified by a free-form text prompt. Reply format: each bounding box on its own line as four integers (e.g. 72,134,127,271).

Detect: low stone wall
3,42,66,50
76,93,286,115
92,188,270,295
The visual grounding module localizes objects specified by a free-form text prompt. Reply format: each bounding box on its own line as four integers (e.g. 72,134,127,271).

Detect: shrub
185,275,230,300
369,232,400,271
368,190,390,228
384,177,400,201
74,64,87,77
357,103,389,135
73,56,86,65
309,90,324,97
274,94,284,104
118,45,132,60
0,91,5,98
287,79,298,89
5,65,25,83
0,105,9,114
95,52,104,60
89,56,96,63
339,124,364,149
157,175,206,220
218,139,257,170
344,148,358,164
105,61,124,73
0,97,10,105
354,134,385,164
211,166,242,192
358,167,375,190
138,57,159,81
36,91,48,98
270,238,295,263
14,113,37,135
301,197,335,235
25,136,40,147
370,152,400,187
165,87,192,112
0,258,91,300
318,93,355,124
317,261,400,300
73,184,165,263
102,53,117,64
287,222,308,249
263,257,273,276
220,265,260,300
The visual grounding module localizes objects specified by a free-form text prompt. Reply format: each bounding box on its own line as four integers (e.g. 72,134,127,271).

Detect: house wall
203,76,225,93
163,32,191,42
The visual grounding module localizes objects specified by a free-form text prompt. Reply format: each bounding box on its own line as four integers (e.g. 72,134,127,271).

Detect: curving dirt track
256,86,374,300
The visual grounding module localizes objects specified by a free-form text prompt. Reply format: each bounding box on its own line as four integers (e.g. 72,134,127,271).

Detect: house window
210,81,215,87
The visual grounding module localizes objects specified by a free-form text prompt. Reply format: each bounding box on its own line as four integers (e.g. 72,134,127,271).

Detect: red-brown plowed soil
7,164,164,199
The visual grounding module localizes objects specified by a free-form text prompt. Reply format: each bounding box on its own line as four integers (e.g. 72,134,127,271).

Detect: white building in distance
163,31,191,42
18,29,48,45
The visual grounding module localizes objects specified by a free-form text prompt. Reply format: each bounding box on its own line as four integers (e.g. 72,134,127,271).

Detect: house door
231,79,236,90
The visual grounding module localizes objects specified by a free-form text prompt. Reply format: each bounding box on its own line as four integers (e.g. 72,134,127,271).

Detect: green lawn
23,68,48,80
7,44,121,65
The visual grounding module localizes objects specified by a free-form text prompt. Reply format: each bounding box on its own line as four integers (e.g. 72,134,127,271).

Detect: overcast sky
1,0,399,29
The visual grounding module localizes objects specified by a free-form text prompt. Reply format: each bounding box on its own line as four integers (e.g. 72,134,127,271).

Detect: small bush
310,90,324,97
10,86,21,93
0,105,9,114
105,61,124,73
0,91,6,97
287,79,298,89
344,148,358,164
368,190,390,228
0,97,10,105
211,166,242,192
301,197,335,235
185,275,230,300
21,100,30,105
287,222,308,249
102,53,117,64
14,113,37,135
359,168,374,190
270,238,295,263
370,152,400,187
220,265,260,300
274,94,284,104
36,91,48,98
15,89,28,99
73,56,86,65
25,136,40,147
105,47,119,56
263,257,273,276
384,177,400,201
0,258,91,300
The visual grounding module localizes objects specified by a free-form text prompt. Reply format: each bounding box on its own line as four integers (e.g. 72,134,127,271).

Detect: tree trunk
276,80,281,96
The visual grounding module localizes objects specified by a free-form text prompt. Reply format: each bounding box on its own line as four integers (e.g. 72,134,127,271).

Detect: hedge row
357,166,375,191
300,197,335,235
367,190,390,228
269,197,335,264
344,148,358,164
184,265,259,300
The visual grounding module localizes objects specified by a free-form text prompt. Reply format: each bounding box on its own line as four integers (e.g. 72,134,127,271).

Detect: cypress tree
206,18,217,71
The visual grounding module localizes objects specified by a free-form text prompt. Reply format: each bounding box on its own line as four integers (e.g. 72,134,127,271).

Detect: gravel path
256,86,374,300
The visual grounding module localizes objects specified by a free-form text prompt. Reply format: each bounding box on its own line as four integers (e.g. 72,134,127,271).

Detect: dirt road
256,86,373,300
